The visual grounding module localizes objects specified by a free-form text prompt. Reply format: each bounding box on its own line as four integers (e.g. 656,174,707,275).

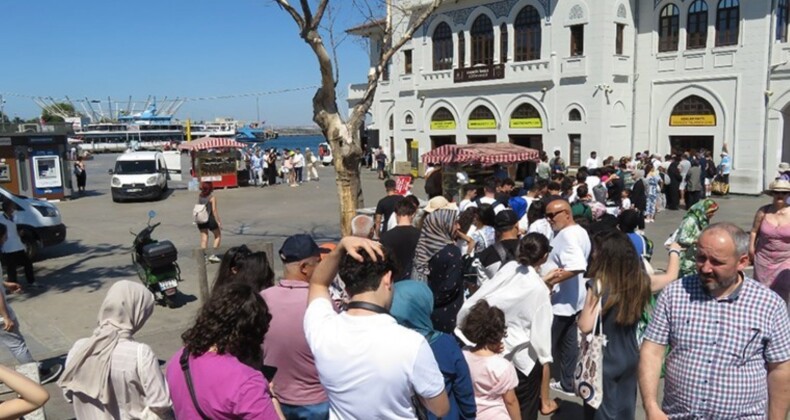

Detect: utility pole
256,96,260,123
0,94,5,132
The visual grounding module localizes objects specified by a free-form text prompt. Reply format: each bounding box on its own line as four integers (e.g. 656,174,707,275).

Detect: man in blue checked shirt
638,222,790,420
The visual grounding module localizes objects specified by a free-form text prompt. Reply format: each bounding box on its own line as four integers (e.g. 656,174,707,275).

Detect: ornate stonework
421,0,551,36
617,4,627,18
569,4,584,20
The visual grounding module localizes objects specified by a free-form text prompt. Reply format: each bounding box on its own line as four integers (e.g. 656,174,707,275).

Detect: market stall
422,143,540,200
178,136,247,188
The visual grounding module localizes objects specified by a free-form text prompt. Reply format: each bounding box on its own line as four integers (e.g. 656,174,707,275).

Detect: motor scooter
131,211,181,307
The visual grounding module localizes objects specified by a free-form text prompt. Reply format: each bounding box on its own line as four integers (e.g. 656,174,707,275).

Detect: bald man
542,199,591,395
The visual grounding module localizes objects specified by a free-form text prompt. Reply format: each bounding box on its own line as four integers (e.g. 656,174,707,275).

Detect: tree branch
299,0,314,29
312,0,330,30
348,0,444,130
273,0,306,31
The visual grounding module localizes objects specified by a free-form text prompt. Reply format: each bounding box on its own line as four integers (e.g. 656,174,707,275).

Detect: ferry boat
235,122,279,142
71,104,184,153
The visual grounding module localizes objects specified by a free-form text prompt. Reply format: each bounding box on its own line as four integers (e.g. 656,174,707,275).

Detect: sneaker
207,255,221,264
39,363,63,385
549,379,576,397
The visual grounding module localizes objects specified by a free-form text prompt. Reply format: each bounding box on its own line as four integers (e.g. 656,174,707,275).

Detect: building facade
348,0,790,193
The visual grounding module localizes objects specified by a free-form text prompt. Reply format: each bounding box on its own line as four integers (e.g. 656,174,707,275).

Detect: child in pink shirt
460,300,520,420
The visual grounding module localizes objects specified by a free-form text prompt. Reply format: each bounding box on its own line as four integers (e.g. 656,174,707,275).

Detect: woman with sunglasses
456,233,562,419
750,179,790,304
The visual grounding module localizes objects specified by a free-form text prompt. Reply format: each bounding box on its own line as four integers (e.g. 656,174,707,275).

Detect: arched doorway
429,107,457,149
508,103,543,180
467,105,497,144
668,95,716,154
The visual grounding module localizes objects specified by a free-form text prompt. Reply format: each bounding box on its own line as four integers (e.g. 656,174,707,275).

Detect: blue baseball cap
279,234,328,263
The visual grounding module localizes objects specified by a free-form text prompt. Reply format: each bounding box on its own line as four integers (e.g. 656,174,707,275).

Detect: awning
178,136,247,151
422,143,540,166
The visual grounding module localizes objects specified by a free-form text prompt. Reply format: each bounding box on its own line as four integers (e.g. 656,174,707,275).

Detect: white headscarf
58,281,155,404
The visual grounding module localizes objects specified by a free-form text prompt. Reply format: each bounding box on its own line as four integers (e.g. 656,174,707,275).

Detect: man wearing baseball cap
261,234,331,418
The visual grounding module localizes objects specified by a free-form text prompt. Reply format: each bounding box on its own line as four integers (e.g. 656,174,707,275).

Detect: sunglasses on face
545,210,566,219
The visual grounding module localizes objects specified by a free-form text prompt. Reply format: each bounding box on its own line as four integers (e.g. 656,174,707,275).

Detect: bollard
193,248,209,302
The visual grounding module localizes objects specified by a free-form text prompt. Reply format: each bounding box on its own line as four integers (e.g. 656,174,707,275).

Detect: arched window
569,109,582,121
458,32,466,68
687,1,708,49
468,105,496,129
514,6,541,61
471,15,494,66
500,23,508,64
670,95,717,126
432,22,453,71
658,4,680,52
431,107,456,130
405,114,414,125
510,103,543,128
716,0,739,46
777,0,789,42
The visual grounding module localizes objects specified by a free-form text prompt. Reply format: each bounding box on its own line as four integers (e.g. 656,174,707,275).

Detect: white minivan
109,151,182,202
0,187,66,259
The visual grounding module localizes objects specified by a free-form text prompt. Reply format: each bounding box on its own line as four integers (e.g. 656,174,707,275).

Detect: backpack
705,160,717,178
193,204,209,224
592,184,608,204
551,157,565,174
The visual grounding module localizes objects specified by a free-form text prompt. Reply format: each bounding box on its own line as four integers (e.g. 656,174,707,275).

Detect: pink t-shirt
166,348,279,420
463,350,519,420
261,280,328,405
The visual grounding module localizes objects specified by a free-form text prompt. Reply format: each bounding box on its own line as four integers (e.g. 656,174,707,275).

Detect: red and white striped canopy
177,136,247,151
422,143,540,166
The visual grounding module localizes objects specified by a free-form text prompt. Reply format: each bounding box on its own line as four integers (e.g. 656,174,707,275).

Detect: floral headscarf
677,199,719,276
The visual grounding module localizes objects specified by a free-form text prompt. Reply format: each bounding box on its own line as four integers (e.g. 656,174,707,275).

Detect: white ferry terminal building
347,0,790,194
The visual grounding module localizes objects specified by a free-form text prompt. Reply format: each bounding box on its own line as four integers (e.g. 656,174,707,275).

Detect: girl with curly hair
166,283,283,419
460,300,520,420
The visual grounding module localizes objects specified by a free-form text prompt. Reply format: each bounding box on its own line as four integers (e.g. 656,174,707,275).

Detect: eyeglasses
545,210,566,219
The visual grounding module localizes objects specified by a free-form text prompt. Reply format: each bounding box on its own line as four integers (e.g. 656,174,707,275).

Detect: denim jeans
0,322,35,364
279,401,330,420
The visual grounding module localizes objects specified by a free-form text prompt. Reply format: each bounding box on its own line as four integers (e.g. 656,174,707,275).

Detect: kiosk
0,132,71,200
178,137,246,189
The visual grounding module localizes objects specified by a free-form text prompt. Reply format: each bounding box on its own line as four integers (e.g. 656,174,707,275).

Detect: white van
0,187,66,259
109,151,182,202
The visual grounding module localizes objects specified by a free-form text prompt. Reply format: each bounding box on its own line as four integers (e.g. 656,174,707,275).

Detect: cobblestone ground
8,153,763,419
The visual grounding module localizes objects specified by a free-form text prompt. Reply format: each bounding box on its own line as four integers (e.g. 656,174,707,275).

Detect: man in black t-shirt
374,179,403,237
380,198,420,281
476,209,521,283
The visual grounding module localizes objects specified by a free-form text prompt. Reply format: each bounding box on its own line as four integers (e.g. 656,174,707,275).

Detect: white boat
72,104,184,153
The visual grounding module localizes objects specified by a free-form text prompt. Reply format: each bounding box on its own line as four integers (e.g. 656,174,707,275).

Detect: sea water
264,134,326,152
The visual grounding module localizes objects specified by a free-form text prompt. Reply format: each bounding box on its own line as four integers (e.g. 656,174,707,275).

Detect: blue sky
0,0,373,126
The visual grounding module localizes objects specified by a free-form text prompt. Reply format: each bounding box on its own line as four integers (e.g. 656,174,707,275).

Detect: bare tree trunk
274,0,443,236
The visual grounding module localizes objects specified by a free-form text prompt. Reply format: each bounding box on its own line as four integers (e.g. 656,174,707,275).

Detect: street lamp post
0,94,6,132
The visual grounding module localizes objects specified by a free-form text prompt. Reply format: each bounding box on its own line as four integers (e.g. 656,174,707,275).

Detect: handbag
193,204,209,224
574,282,606,409
711,176,729,195
179,350,211,420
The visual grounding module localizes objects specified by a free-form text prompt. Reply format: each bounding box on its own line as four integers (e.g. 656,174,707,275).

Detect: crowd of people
0,147,788,419
243,146,322,188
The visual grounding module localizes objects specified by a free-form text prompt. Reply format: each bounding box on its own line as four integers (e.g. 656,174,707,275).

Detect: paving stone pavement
4,153,764,419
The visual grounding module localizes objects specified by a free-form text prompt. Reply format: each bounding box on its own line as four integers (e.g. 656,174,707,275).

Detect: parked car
109,151,182,202
0,187,66,259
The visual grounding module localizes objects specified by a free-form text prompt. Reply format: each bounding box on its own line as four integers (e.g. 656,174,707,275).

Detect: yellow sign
430,120,456,130
468,119,497,129
510,118,543,129
670,114,716,126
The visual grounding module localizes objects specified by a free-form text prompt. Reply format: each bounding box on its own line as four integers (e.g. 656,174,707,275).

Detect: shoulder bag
574,282,606,410
179,350,211,420
193,203,209,224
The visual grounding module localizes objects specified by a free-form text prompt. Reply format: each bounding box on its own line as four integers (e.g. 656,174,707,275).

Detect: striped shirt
644,274,790,418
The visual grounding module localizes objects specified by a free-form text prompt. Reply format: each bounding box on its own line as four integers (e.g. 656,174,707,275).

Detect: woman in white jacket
456,233,562,420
